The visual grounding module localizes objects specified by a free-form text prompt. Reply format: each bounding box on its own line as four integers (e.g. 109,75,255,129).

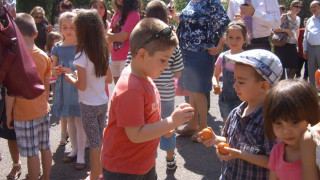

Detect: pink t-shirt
215,50,235,72
101,67,161,175
110,11,140,61
268,142,302,180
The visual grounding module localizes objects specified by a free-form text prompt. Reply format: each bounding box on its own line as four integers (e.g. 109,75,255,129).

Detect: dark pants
103,167,157,180
244,37,271,51
296,56,308,79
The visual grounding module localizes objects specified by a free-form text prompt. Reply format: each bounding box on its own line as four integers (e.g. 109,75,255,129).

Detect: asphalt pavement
0,86,224,180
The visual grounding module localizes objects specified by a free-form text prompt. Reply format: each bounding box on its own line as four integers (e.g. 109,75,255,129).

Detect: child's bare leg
90,146,101,180
40,149,52,180
27,155,40,180
166,150,174,159
8,140,21,175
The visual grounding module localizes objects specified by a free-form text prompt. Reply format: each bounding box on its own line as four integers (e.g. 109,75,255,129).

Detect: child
45,31,63,100
6,13,52,180
263,79,320,180
30,6,52,51
89,0,109,29
50,12,87,170
125,0,184,171
198,49,283,180
106,0,140,84
300,71,320,180
212,21,246,123
101,18,194,179
65,9,112,180
45,31,63,57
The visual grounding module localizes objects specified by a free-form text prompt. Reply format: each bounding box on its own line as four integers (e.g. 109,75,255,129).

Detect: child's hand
216,146,241,161
65,73,76,84
164,129,175,138
171,103,194,126
61,67,73,74
53,65,63,76
6,114,14,130
197,127,217,147
106,30,114,43
213,85,222,95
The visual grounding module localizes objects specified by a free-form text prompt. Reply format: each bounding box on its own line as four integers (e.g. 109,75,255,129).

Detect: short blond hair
130,18,178,58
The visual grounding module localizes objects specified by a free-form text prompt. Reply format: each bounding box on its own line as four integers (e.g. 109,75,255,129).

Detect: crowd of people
1,0,320,180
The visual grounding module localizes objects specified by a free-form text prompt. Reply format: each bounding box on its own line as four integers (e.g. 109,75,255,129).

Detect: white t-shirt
73,51,108,106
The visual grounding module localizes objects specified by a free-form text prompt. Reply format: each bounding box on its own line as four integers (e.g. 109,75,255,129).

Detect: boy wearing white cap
198,49,283,180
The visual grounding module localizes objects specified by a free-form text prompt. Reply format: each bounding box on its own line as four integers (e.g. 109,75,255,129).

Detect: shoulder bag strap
0,6,17,85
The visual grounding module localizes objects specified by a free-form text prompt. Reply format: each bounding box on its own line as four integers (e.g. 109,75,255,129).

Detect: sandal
175,126,198,136
7,163,22,180
59,132,69,146
62,155,77,163
191,130,201,142
74,162,86,170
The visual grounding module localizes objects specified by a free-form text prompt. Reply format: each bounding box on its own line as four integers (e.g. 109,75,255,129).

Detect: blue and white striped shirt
126,46,184,101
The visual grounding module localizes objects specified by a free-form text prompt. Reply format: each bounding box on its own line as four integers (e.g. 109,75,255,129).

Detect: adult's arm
227,0,237,21
252,0,281,30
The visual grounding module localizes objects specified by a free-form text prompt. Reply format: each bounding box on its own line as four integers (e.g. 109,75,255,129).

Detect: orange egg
315,70,320,84
217,142,230,155
201,127,213,140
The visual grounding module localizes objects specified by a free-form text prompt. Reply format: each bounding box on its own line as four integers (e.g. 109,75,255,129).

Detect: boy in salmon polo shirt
6,13,52,180
101,18,194,179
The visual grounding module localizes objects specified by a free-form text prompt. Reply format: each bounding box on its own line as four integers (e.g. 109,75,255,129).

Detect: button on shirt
303,15,320,51
227,0,281,39
221,102,274,180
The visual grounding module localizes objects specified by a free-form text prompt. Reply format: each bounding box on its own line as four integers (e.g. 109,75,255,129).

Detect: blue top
51,42,81,118
178,0,230,52
221,102,274,180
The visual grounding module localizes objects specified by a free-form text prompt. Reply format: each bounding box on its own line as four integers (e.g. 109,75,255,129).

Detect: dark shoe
62,155,77,163
75,163,86,170
166,156,177,170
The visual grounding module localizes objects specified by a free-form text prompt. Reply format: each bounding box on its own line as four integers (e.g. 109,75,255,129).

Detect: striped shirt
126,46,184,101
221,102,274,180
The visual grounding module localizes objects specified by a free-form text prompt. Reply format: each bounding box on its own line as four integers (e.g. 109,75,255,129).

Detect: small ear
261,80,271,92
136,48,147,62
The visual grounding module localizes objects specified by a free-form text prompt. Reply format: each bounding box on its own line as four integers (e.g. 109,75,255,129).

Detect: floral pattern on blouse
178,0,230,52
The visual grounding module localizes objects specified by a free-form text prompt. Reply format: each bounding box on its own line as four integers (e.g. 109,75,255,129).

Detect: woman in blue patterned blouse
176,0,230,141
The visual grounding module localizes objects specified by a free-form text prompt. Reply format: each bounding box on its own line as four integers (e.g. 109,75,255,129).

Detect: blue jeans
159,100,176,151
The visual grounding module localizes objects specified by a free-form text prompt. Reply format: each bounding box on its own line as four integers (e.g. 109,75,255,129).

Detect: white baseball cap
225,49,283,85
